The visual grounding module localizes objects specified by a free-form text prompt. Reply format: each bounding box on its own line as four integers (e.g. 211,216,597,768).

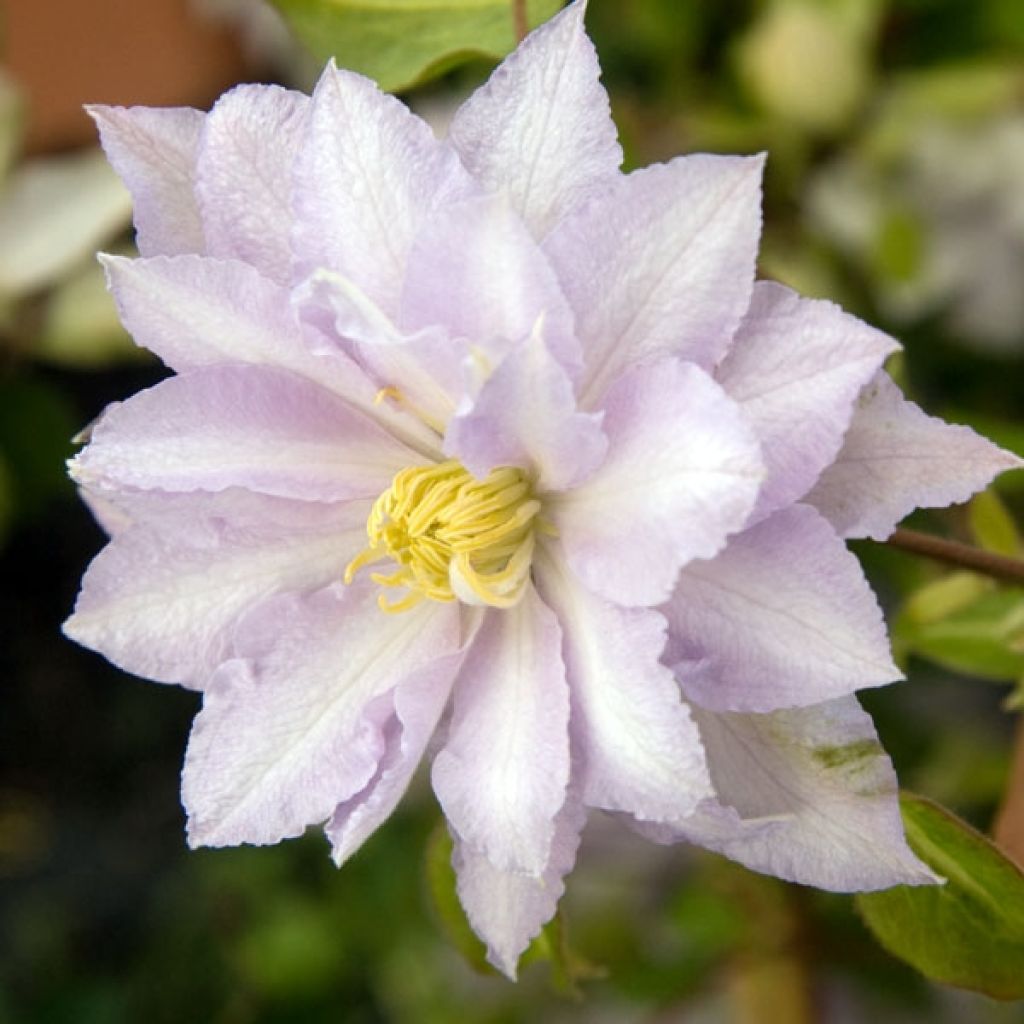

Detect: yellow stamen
345,460,540,612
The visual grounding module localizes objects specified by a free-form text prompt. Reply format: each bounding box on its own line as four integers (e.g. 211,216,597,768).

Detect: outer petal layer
88,105,205,256
327,646,467,866
195,84,308,284
432,591,569,875
454,790,587,979
63,491,366,686
184,584,461,847
101,255,440,455
293,64,472,315
537,551,712,822
665,504,900,713
448,0,621,237
806,372,1023,540
544,154,764,405
71,365,425,501
678,696,936,891
716,282,898,524
550,360,762,607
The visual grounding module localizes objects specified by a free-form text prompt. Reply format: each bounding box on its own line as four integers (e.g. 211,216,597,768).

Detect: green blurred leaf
857,793,1024,1000
0,451,13,549
871,206,925,283
901,572,993,626
424,822,598,989
268,0,563,93
424,823,492,974
895,587,1024,682
37,256,143,369
0,374,77,522
734,0,874,134
968,490,1021,556
0,150,131,299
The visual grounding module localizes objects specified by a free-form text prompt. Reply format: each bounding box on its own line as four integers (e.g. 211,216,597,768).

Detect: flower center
345,460,541,613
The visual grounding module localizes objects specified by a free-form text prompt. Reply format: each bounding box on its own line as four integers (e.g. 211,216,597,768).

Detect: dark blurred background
2,1,1024,1020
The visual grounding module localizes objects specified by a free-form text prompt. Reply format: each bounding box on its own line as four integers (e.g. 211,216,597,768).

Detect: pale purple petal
454,790,587,979
88,105,205,256
63,491,367,687
399,192,579,372
71,365,426,500
805,372,1023,540
716,282,898,524
195,84,308,284
444,323,607,491
536,550,712,822
549,360,762,607
101,253,343,379
296,268,467,433
293,63,473,315
448,0,621,238
101,255,442,456
327,646,467,866
678,696,937,891
432,590,569,875
664,504,900,713
544,154,764,405
184,583,461,847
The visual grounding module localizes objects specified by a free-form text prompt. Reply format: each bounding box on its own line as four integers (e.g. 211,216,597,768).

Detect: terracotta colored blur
3,0,251,153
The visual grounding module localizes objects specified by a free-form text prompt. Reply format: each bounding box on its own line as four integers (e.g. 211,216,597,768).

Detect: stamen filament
345,460,539,612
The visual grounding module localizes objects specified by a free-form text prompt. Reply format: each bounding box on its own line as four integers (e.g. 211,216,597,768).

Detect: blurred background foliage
2,0,1024,1020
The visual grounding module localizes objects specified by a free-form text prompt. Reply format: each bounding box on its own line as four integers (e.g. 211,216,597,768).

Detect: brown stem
884,528,1024,586
512,0,528,42
994,716,1024,868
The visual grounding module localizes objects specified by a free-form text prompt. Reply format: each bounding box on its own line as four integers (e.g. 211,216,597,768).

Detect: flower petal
293,63,473,315
101,253,342,378
400,192,579,372
549,359,762,607
716,282,898,524
536,550,712,822
453,790,587,979
63,491,366,686
195,84,308,284
444,321,607,492
326,645,468,866
448,0,621,237
71,364,426,500
101,254,443,457
88,105,205,256
678,696,936,891
664,503,900,713
184,584,461,847
296,268,467,433
544,154,764,405
431,590,569,875
805,372,1023,540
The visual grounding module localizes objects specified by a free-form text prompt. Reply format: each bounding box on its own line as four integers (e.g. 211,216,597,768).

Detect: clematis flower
65,0,1020,977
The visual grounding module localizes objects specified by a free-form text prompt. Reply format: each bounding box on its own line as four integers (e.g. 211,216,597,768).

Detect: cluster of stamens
344,460,542,613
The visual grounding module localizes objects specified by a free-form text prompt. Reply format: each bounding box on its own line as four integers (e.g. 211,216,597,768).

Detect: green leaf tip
269,0,565,93
856,792,1024,1000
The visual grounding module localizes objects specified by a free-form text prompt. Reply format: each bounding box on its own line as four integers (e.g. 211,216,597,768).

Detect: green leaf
895,587,1024,682
424,822,492,974
423,821,600,988
37,256,144,369
268,0,563,93
0,374,77,522
857,793,1024,1000
968,489,1022,557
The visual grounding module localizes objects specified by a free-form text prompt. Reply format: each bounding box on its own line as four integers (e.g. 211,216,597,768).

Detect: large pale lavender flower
65,1,1019,977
